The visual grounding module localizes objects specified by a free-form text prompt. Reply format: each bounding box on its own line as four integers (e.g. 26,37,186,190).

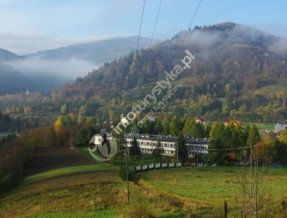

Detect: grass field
244,123,274,132
24,164,117,183
141,167,287,217
1,146,287,217
1,165,287,217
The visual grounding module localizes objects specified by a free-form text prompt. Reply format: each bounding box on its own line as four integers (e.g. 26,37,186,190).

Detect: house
274,122,287,132
194,117,206,125
147,116,156,122
224,118,242,126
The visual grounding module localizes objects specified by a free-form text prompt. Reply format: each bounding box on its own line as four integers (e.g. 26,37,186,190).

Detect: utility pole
250,146,253,197
224,200,228,218
255,146,259,218
176,142,178,161
125,137,130,202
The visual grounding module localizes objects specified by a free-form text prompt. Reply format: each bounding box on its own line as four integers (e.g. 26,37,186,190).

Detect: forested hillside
53,22,287,122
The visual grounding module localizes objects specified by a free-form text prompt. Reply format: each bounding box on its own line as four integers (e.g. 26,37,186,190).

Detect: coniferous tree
176,133,188,162
130,137,141,156
76,126,97,147
152,141,163,158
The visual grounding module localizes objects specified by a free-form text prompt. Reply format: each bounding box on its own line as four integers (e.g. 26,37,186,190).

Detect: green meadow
1,165,287,217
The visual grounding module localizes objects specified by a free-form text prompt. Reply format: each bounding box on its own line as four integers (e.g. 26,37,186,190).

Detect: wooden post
224,200,228,218
125,140,130,202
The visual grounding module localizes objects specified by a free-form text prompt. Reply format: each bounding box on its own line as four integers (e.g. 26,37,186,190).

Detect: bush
118,166,136,181
129,155,141,161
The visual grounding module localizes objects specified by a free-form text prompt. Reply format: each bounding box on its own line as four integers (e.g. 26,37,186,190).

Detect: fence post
224,200,228,218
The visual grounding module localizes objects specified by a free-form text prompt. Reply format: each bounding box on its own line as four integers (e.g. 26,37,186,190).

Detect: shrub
118,166,136,181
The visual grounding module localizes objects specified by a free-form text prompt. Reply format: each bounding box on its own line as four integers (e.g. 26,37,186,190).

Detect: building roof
224,118,242,125
194,117,206,123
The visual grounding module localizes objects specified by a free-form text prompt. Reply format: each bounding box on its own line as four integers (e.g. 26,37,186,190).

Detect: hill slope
26,36,162,64
54,22,287,122
0,48,21,62
0,49,28,95
0,64,28,95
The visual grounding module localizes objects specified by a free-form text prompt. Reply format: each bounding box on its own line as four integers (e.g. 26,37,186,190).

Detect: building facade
126,134,209,158
275,123,287,132
89,134,209,159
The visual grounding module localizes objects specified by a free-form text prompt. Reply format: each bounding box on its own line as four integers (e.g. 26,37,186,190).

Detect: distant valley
0,36,161,95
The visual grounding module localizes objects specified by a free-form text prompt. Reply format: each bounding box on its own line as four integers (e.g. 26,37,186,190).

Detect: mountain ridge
52,22,287,122
24,36,162,64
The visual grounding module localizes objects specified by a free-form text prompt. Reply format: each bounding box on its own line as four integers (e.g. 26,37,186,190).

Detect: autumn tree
279,128,287,145
247,124,260,147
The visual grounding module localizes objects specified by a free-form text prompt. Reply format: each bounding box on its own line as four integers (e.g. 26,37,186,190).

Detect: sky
0,0,287,55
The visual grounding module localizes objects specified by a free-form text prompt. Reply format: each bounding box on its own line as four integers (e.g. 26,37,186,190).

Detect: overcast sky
1,0,287,55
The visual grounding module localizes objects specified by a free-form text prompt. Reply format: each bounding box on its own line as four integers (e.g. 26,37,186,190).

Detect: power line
136,0,146,52
149,0,163,48
181,0,202,45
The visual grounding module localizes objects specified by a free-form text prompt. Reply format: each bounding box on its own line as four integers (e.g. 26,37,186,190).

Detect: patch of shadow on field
1,171,119,201
24,147,95,176
0,170,120,218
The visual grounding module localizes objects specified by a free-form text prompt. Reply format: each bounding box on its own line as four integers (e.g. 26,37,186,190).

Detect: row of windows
141,148,174,154
127,140,208,151
137,141,175,148
190,146,207,150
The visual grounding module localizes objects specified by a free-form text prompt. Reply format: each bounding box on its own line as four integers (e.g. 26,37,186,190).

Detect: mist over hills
0,48,21,62
26,36,161,64
0,36,161,95
0,49,28,95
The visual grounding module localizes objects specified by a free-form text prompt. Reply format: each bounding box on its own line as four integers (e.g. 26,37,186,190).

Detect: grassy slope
142,167,287,216
24,164,117,183
1,158,287,217
0,164,185,218
0,168,121,218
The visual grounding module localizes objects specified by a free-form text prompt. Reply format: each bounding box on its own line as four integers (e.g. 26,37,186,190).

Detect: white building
275,122,287,132
126,134,209,158
89,134,209,159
